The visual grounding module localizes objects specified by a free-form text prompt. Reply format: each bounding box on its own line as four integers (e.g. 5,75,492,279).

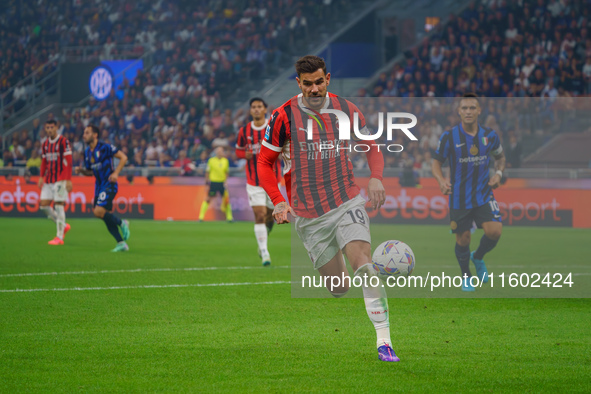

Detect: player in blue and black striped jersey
75,125,131,252
432,93,506,292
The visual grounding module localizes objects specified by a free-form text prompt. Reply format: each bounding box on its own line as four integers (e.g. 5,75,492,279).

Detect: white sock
254,224,268,254
55,205,66,239
41,206,58,222
355,263,392,348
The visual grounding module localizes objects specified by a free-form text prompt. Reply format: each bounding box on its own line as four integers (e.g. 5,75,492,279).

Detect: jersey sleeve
261,109,288,153
258,143,285,205
433,131,451,162
489,130,503,157
259,108,288,205
105,143,119,158
63,138,72,180
205,158,211,172
235,127,246,149
235,127,247,159
40,144,47,177
63,138,72,156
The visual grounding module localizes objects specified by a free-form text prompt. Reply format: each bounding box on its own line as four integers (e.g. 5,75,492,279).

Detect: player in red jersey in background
39,120,72,245
235,98,281,266
257,55,399,362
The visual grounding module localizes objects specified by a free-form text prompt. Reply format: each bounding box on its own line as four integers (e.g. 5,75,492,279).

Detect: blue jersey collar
459,122,482,138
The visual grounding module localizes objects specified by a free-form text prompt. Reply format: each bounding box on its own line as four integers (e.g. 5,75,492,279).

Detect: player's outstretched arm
38,155,47,189
364,144,385,210
432,159,452,195
235,146,251,160
272,201,295,224
488,151,506,189
75,167,93,176
64,146,73,192
258,144,293,224
109,151,128,183
235,128,253,160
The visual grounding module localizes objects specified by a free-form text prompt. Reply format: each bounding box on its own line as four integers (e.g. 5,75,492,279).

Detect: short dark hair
461,92,480,105
295,55,327,77
249,97,267,108
45,120,57,126
87,124,100,136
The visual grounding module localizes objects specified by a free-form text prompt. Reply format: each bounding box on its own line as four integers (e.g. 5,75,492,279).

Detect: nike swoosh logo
299,127,308,132
456,143,465,147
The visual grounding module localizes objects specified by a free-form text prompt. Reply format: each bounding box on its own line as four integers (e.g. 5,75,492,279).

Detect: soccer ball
372,240,415,277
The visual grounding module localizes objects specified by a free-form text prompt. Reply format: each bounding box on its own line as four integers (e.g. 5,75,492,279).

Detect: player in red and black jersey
235,98,281,266
39,120,72,245
257,55,399,362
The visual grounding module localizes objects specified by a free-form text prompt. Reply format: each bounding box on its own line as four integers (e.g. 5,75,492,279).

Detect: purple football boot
378,343,400,362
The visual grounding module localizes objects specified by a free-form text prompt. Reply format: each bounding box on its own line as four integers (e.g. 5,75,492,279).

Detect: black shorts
450,199,502,234
93,183,118,212
208,182,226,197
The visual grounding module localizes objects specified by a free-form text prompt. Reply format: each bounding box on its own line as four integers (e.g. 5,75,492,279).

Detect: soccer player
257,55,398,362
432,93,505,292
75,125,131,252
199,147,233,222
39,120,72,245
235,98,281,266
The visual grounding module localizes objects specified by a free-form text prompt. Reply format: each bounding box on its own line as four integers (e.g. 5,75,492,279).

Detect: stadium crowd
367,0,591,99
2,0,589,179
1,0,349,119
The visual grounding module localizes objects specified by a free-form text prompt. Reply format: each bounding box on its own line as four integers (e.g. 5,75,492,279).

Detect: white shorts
246,184,274,209
40,180,68,203
295,194,371,270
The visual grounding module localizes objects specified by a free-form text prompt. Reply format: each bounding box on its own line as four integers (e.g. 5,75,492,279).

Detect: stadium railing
61,45,148,63
2,167,590,180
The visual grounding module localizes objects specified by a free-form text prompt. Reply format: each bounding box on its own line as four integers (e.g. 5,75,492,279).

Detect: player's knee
93,208,105,218
329,286,349,298
326,276,349,297
40,205,52,217
456,232,471,246
254,213,266,223
486,227,502,240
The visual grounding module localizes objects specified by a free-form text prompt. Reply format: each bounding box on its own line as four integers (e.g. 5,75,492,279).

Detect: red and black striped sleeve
258,107,289,205
261,108,288,153
40,141,47,180
235,126,247,159
63,138,72,180
348,101,383,180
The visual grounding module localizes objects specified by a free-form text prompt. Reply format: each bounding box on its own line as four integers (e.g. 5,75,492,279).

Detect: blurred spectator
505,135,523,169
26,150,41,175
398,151,418,187
174,150,194,175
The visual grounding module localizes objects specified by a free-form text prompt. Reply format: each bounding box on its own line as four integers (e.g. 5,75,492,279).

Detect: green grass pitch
0,218,590,392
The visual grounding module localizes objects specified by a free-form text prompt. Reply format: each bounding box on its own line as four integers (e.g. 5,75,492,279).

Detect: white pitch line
0,265,290,278
0,280,293,293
